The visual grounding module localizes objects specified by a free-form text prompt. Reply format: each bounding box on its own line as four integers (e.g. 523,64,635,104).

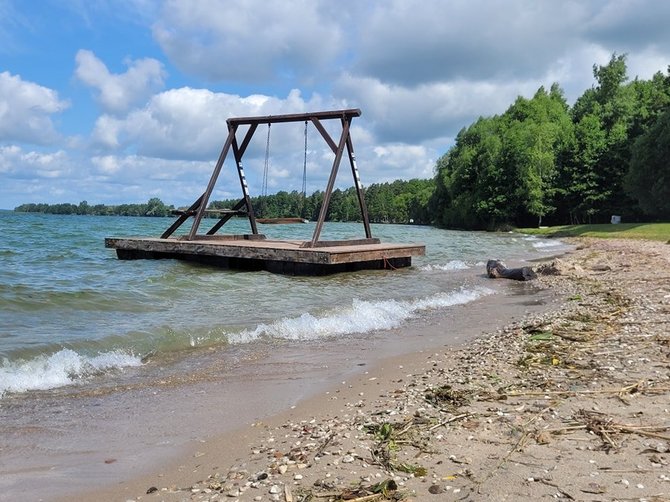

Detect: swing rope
260,121,308,222
302,120,308,198
262,123,271,197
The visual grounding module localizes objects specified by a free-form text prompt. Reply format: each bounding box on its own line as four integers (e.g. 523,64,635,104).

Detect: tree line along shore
15,54,670,230
13,179,433,226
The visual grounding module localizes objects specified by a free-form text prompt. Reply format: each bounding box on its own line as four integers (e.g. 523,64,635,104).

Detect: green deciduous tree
625,107,670,218
432,116,507,229
560,53,637,222
433,84,573,229
502,85,574,226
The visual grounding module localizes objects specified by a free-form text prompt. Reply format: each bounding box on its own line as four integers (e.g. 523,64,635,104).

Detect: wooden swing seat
172,208,248,217
256,217,308,224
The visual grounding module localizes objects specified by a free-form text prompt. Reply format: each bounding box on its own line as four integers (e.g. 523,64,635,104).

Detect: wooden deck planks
105,236,425,274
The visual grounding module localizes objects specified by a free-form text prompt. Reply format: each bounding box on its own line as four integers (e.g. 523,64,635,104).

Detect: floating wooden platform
106,235,425,275
106,109,426,275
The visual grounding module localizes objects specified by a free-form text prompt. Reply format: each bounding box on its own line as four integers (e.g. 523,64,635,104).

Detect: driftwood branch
505,382,670,398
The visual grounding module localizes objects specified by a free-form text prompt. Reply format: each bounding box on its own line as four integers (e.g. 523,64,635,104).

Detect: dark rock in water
486,259,537,281
146,486,158,494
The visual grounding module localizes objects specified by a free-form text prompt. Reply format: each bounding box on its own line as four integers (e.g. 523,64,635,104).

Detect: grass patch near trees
518,223,670,242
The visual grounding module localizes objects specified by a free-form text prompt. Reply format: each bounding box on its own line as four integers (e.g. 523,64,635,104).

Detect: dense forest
15,55,670,229
431,54,670,229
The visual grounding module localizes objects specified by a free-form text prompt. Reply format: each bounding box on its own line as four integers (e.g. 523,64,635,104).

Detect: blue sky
1,0,669,209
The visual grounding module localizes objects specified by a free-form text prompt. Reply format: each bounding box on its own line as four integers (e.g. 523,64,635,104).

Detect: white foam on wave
521,235,565,249
228,286,494,344
419,260,471,271
0,349,143,397
1,288,494,396
531,239,564,249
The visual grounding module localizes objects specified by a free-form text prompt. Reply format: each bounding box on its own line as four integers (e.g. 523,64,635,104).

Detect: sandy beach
77,237,669,502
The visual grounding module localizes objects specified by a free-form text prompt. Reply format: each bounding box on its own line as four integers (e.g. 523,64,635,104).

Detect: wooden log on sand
486,259,537,281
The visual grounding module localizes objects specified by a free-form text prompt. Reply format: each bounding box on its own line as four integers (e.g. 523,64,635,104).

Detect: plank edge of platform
105,236,424,274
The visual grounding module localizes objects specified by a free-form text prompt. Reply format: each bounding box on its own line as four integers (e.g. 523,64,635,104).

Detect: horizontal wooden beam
227,109,361,126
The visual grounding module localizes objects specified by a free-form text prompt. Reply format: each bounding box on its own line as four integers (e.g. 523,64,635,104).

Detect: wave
522,236,565,249
0,349,142,397
531,239,564,249
0,287,493,397
0,286,161,313
419,260,471,271
228,286,493,344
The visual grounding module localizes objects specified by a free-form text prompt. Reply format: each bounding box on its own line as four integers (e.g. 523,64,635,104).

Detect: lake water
0,211,569,499
0,211,566,398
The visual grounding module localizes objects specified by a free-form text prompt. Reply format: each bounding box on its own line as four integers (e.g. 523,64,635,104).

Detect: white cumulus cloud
91,87,340,160
75,49,166,114
0,72,69,145
153,0,344,83
0,145,71,181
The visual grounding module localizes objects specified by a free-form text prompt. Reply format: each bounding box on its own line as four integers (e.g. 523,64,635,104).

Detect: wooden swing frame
106,108,425,274
161,108,373,249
